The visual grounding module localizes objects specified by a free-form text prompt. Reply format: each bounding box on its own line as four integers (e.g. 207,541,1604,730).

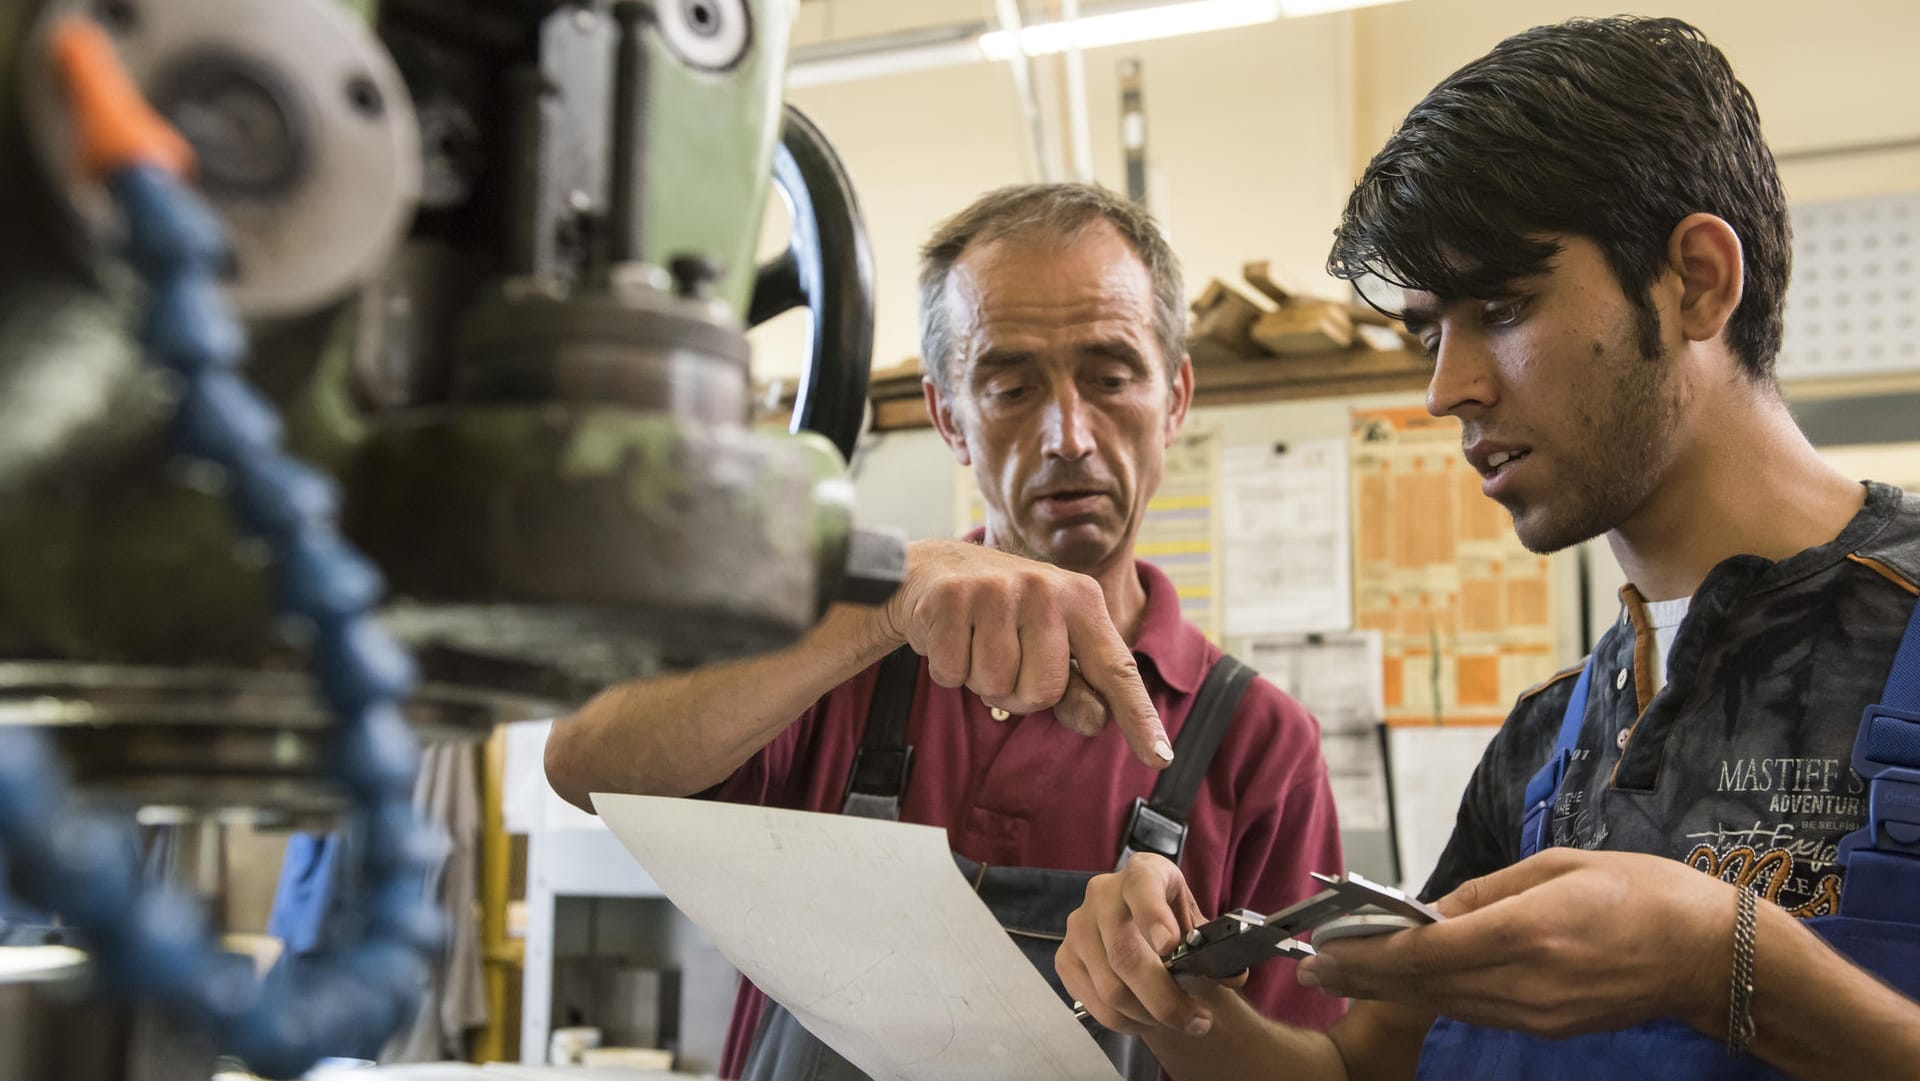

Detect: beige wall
1354,0,1920,203
748,1,1920,384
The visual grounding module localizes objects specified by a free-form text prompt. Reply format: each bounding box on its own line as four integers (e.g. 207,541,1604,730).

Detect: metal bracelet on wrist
1728,883,1758,1055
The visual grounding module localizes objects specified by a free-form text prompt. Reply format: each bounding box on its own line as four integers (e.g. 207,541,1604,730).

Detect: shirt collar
1130,558,1210,694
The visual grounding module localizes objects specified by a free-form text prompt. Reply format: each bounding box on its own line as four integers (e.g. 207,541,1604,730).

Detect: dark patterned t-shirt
1423,482,1920,919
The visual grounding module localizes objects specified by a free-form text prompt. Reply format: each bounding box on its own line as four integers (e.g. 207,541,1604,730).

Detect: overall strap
1519,657,1595,859
840,645,920,821
1837,596,1920,920
1118,654,1256,869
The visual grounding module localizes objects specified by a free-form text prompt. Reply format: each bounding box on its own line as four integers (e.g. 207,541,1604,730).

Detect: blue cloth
266,831,344,955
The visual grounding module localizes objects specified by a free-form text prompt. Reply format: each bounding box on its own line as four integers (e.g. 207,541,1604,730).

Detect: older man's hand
882,538,1171,767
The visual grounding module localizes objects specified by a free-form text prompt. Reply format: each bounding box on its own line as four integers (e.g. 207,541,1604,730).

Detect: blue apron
1417,598,1920,1079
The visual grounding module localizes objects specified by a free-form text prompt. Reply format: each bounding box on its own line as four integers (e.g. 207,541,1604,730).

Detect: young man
545,183,1344,1080
1056,17,1920,1081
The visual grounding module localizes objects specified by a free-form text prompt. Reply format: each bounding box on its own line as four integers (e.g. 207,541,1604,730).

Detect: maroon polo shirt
710,557,1346,1076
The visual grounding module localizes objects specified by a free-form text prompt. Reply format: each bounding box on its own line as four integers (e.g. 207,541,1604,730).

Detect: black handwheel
749,103,875,464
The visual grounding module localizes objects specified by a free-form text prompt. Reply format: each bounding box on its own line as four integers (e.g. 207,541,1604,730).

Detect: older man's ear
924,375,973,466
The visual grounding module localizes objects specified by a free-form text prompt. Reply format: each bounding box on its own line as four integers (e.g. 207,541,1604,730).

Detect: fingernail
1152,738,1175,763
1148,928,1174,954
1185,1014,1211,1037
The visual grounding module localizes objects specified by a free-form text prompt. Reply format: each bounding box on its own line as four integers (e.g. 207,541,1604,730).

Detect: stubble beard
1507,312,1679,554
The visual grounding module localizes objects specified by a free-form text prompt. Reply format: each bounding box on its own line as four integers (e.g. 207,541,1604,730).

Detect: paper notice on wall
1349,407,1559,726
958,429,1223,640
1137,430,1222,640
1220,440,1352,636
1386,724,1502,894
1244,632,1388,832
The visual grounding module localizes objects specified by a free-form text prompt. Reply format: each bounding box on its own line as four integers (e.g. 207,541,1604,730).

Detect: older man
546,183,1343,1080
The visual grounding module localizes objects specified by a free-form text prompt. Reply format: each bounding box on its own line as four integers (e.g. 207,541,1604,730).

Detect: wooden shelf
858,349,1431,431
756,349,1432,433
775,346,1920,436
1192,347,1429,399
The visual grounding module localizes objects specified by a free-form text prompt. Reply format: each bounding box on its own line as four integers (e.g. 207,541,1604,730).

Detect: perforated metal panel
1779,190,1920,380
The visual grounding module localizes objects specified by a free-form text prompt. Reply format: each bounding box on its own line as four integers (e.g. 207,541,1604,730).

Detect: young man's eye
1483,297,1528,326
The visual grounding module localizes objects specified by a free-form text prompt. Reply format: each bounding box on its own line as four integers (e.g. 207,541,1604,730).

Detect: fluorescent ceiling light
979,0,1280,60
1278,0,1406,15
790,0,1409,87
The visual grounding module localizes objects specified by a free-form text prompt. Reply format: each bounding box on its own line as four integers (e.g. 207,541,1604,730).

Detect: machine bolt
668,253,724,299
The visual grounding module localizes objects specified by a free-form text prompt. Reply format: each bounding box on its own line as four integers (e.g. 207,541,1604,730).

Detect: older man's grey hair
917,183,1187,394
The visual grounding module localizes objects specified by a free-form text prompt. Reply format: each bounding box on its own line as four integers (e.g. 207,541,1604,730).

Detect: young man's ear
924,375,972,466
1164,355,1195,446
1667,212,1744,347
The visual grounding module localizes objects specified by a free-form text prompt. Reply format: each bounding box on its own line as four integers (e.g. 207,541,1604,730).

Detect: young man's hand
1301,848,1733,1039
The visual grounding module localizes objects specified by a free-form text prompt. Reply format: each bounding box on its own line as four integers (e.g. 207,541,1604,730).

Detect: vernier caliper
1071,871,1443,1019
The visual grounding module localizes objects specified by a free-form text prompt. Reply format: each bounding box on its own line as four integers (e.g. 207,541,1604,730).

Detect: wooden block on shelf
1190,336,1255,366
1354,322,1410,351
1193,347,1423,389
1242,260,1305,307
1346,302,1396,328
1188,278,1268,362
1341,299,1424,350
1250,301,1354,354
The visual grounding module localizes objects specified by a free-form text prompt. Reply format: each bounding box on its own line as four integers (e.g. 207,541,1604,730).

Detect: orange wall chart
1350,407,1559,726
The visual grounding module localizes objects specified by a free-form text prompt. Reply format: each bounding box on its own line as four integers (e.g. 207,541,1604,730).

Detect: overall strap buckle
1520,750,1573,859
1836,704,1920,921
1838,705,1920,865
1117,798,1187,870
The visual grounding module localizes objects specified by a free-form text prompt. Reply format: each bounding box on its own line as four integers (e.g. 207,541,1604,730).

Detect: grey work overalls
740,646,1254,1081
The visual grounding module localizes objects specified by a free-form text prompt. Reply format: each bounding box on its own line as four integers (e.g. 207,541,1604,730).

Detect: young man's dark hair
1327,15,1790,381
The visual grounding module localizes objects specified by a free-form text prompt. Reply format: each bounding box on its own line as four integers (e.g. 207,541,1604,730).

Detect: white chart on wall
1778,190,1920,380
